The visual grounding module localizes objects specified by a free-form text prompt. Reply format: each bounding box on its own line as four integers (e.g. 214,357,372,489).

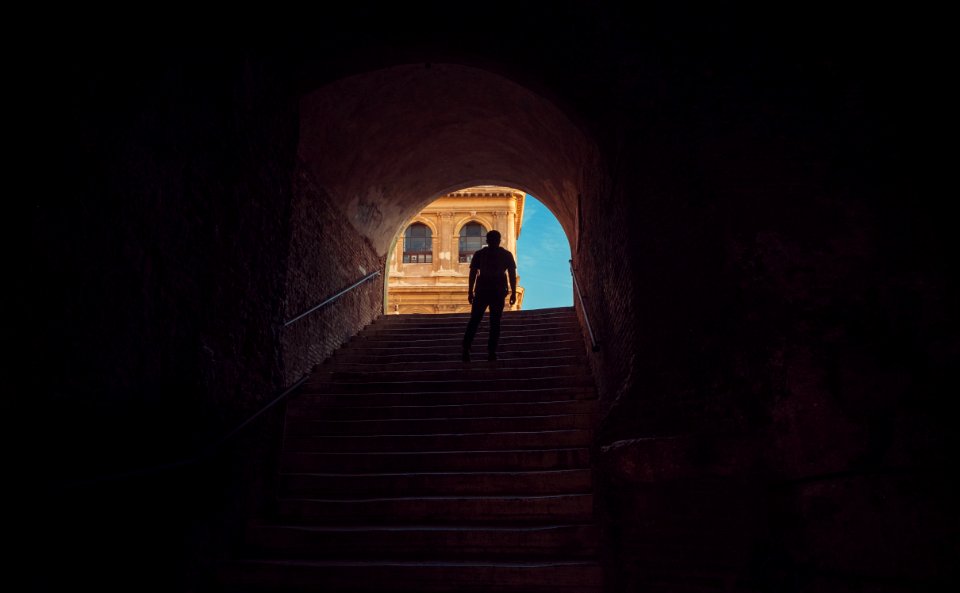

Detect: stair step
304,375,595,394
244,523,600,560
286,399,596,421
221,308,601,591
323,364,588,384
279,469,593,497
361,327,580,341
352,331,582,347
379,307,575,323
293,387,595,408
219,558,602,592
332,347,583,364
324,355,585,373
285,414,594,436
364,319,579,334
337,339,584,356
284,429,592,453
280,448,591,473
276,494,594,524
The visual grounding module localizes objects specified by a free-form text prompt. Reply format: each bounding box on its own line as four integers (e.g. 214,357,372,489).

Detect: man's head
486,230,502,247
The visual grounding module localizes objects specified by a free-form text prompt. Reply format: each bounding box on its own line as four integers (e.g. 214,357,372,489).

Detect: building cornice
432,186,526,238
447,185,523,199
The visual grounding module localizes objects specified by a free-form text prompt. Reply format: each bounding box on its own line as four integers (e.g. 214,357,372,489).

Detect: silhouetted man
462,230,517,362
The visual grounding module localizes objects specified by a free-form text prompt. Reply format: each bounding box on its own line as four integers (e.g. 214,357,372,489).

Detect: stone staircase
219,306,603,592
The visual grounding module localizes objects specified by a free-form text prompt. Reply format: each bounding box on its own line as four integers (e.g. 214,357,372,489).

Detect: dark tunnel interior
26,4,957,592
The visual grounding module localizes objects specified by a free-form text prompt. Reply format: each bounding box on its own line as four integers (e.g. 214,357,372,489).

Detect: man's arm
468,267,478,304
508,266,517,305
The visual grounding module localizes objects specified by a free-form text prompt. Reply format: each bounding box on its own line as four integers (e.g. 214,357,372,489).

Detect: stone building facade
387,186,525,314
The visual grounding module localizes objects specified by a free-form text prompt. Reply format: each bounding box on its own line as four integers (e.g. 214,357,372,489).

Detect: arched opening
382,186,574,314
384,185,532,315
282,63,601,381
458,222,486,263
516,193,573,310
402,223,433,264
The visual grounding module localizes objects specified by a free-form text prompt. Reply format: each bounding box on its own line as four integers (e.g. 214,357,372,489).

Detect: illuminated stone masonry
387,186,525,314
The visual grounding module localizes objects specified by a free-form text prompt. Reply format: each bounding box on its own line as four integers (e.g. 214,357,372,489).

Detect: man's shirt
470,246,517,294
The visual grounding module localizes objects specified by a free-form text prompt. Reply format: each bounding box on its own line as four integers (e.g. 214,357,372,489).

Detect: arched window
403,223,433,263
459,222,486,263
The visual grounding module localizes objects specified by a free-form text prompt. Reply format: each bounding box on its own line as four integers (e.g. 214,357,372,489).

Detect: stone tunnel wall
575,50,958,591
34,51,299,479
280,160,385,386
31,51,308,591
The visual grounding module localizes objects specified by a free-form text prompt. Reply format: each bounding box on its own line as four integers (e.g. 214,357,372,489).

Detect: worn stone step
303,375,595,394
332,346,584,364
360,329,582,344
280,448,591,473
292,387,596,408
323,364,588,384
369,314,575,326
279,469,593,497
243,523,600,560
380,307,575,319
352,330,582,347
286,399,596,421
218,558,602,592
367,315,578,330
337,338,584,356
221,303,602,591
325,355,585,373
379,307,575,323
362,324,580,339
285,414,594,437
284,429,592,453
276,493,594,524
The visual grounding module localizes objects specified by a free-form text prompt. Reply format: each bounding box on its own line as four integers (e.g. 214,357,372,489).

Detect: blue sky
516,194,573,309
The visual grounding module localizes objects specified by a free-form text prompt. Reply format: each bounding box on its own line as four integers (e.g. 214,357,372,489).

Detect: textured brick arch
296,63,599,256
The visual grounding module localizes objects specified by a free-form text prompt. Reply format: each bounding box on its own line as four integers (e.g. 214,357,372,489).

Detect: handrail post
570,259,600,352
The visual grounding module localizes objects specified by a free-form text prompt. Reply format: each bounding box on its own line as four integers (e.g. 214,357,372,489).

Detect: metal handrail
284,270,382,327
570,259,600,352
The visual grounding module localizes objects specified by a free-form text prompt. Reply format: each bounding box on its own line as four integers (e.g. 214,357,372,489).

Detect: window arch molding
402,219,436,264
405,216,439,236
456,218,492,264
452,215,494,237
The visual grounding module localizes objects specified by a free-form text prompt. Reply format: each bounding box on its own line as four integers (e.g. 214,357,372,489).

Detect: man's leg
462,297,488,361
486,294,506,360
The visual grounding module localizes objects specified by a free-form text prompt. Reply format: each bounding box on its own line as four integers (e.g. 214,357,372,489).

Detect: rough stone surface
296,63,597,253
281,162,384,385
778,473,957,586
31,52,301,592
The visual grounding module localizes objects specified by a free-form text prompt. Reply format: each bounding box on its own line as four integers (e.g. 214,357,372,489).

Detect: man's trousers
462,290,507,353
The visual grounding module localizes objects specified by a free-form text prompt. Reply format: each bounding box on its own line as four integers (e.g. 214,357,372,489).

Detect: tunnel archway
295,63,597,251
281,63,602,382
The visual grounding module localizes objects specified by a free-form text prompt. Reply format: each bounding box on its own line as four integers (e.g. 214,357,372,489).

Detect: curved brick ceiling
298,63,599,254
